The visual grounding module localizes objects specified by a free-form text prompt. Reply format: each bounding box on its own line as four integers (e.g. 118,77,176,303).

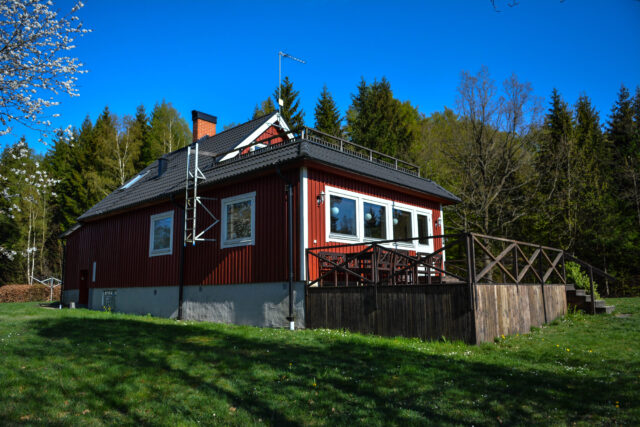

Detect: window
323,186,435,252
329,195,357,238
393,209,413,243
149,211,174,257
221,192,256,248
417,213,431,245
363,202,386,239
121,171,149,190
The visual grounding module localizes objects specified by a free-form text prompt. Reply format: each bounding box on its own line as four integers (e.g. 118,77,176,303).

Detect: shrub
0,284,60,303
565,261,600,299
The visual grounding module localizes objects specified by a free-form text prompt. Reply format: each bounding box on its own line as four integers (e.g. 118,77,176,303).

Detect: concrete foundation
88,286,179,318
61,289,78,305
86,282,306,328
182,282,305,328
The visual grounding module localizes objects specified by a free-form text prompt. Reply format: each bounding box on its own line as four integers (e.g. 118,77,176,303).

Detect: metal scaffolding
184,142,218,245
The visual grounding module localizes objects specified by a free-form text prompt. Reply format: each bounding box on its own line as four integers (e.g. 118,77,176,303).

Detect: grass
0,300,638,426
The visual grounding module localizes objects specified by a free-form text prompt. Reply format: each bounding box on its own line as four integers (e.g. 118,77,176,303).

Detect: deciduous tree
0,0,89,139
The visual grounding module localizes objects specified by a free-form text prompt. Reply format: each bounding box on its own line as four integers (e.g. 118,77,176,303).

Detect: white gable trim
220,113,291,161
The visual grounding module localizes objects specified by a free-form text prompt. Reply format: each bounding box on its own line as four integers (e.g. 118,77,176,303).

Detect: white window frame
220,191,256,248
326,188,361,243
324,186,435,253
149,211,174,257
362,199,390,242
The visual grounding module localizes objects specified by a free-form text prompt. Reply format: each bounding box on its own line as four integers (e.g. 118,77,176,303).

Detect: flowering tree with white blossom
0,0,89,141
0,139,58,283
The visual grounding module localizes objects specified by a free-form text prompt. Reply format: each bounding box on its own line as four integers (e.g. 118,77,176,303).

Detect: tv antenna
278,51,306,111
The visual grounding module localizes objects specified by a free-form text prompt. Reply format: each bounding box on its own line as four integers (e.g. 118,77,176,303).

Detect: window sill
149,249,172,257
221,239,255,249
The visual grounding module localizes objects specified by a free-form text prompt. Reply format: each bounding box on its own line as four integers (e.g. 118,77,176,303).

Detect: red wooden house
62,110,460,328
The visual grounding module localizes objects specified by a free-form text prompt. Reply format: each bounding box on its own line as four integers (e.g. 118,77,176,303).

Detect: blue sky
3,0,640,153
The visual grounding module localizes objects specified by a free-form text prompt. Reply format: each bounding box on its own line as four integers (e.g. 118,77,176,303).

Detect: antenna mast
278,51,306,112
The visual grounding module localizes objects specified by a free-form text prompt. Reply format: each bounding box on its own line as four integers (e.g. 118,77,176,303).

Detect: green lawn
0,300,638,426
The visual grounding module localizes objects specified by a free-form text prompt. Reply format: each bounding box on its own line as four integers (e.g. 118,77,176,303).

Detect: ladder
184,142,219,245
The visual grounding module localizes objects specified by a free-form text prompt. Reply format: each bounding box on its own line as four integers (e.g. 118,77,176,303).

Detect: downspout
60,240,67,309
276,166,295,330
170,193,186,320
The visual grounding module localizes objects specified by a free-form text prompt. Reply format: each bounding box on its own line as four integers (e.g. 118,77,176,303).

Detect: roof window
121,171,149,190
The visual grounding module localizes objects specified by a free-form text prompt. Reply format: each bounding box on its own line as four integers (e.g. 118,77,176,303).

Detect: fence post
513,245,519,284
561,251,567,285
539,245,548,323
588,265,596,315
465,233,476,311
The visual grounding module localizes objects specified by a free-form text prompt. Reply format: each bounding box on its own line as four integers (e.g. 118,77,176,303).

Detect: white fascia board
299,167,308,281
220,114,292,161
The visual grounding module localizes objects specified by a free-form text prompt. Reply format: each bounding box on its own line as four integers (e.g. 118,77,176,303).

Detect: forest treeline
1,68,639,293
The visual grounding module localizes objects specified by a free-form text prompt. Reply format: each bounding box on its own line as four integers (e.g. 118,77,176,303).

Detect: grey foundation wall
61,289,78,305
89,286,179,318
87,282,306,328
182,282,305,328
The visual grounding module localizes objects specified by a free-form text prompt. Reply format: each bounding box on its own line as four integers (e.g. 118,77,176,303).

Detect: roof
195,112,276,154
78,121,460,222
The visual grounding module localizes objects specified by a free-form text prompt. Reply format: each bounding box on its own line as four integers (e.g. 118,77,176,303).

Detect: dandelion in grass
312,377,317,388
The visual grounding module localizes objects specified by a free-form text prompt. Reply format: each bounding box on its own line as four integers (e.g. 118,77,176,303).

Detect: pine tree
273,76,305,130
91,106,120,193
605,85,640,286
345,77,418,157
48,129,87,232
131,105,153,171
314,85,342,137
534,89,576,248
252,98,276,119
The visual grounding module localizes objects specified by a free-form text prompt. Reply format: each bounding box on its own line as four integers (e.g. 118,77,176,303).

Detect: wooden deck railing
306,232,616,313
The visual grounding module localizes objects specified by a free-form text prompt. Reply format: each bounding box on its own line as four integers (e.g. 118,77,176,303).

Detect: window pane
417,214,430,245
363,202,386,239
393,209,412,242
226,200,252,240
153,217,172,250
329,195,356,236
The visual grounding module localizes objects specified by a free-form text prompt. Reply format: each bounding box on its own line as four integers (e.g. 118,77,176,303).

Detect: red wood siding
63,158,445,291
63,201,180,291
64,169,299,290
305,166,443,282
240,125,285,154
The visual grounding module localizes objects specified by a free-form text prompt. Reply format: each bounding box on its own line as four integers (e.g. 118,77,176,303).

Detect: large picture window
324,186,435,252
329,195,357,237
221,192,256,248
149,211,174,257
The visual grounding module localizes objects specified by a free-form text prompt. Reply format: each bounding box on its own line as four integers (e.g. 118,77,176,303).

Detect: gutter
170,193,186,320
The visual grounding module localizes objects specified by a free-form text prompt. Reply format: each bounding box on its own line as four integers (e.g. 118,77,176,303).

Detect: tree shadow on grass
6,315,637,425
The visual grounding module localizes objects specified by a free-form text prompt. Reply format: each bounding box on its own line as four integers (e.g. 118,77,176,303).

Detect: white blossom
0,0,90,137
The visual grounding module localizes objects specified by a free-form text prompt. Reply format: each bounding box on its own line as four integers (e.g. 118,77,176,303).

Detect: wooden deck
305,233,611,344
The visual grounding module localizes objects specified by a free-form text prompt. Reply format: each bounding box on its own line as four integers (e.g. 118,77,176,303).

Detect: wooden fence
305,233,611,343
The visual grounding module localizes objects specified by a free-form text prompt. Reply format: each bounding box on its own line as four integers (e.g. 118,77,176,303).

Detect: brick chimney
192,110,217,142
